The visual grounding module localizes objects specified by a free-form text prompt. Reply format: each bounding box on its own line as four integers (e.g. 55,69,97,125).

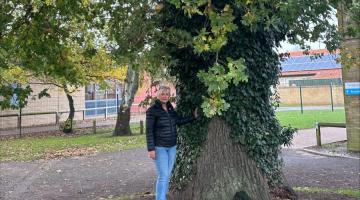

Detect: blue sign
345,89,360,95
345,82,360,96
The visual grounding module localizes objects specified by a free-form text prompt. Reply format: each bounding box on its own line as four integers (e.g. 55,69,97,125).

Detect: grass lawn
0,125,146,161
276,109,345,129
294,187,360,198
0,110,346,161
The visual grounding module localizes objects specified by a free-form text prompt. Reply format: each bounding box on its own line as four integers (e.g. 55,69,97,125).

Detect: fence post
92,120,96,134
18,108,22,137
55,112,60,125
299,85,303,114
82,110,85,120
316,122,321,146
116,94,119,113
140,120,144,134
105,90,108,119
330,83,334,111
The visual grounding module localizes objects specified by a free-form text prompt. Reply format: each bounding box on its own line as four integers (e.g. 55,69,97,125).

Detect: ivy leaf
38,88,51,99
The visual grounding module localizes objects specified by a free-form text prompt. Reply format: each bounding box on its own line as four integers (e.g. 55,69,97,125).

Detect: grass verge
294,187,360,198
0,125,146,161
1,110,347,161
276,110,345,129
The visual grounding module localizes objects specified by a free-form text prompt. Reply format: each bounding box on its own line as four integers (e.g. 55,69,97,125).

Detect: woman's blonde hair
157,85,171,97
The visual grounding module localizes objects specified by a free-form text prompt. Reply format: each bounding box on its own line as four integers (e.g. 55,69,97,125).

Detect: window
10,83,19,107
85,84,96,100
84,81,122,118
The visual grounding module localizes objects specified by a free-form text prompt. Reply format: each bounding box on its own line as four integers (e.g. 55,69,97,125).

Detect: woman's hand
148,150,156,160
193,107,199,119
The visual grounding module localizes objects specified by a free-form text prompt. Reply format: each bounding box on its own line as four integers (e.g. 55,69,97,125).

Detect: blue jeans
155,146,177,200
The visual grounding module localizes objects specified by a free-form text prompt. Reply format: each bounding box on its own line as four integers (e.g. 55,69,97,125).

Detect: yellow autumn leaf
204,44,210,51
246,0,253,5
82,0,90,6
103,66,128,81
1,66,29,85
45,0,53,6
223,4,230,12
346,53,352,59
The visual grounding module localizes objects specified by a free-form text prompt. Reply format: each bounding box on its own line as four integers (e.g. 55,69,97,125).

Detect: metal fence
0,90,146,138
0,83,346,137
276,84,345,113
0,107,146,138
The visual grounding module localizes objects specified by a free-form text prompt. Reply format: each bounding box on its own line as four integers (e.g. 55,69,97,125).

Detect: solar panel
280,53,341,72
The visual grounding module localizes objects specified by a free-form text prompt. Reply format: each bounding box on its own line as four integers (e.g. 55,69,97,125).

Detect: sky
278,11,337,53
278,41,326,53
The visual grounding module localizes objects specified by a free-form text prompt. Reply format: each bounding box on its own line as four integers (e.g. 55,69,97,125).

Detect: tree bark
169,117,271,200
338,2,360,152
114,64,140,136
114,105,132,135
63,92,75,134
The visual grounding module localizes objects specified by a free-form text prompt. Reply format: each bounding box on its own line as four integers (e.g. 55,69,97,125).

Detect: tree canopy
0,1,131,109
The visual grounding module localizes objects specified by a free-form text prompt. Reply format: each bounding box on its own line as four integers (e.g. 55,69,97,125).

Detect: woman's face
158,89,170,104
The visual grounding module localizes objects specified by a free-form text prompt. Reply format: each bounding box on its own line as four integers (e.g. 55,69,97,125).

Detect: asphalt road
1,148,359,200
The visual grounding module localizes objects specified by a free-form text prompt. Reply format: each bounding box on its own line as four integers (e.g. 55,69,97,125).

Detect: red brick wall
281,68,342,79
288,49,340,57
130,75,176,113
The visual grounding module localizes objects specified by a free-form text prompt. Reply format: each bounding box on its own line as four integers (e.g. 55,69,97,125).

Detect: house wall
279,68,342,86
0,84,85,129
277,85,344,106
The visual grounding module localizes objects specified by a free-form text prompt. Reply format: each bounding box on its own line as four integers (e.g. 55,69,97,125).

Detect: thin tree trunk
114,105,132,135
63,92,75,134
169,117,271,200
114,64,140,136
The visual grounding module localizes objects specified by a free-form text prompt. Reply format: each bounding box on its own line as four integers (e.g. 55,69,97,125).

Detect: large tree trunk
63,92,75,134
169,117,271,200
338,2,360,152
114,65,140,136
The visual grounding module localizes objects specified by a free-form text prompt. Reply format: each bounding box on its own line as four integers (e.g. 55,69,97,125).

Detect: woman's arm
146,109,156,151
174,108,198,126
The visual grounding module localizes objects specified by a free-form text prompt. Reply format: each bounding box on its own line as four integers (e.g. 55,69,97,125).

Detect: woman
146,85,198,200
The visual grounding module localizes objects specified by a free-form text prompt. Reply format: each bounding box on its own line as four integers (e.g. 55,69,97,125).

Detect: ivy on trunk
158,1,297,198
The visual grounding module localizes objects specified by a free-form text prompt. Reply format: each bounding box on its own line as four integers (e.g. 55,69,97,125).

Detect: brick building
277,49,344,106
279,49,342,86
0,76,174,129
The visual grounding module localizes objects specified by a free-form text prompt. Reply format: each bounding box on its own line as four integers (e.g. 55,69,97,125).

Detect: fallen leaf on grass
43,147,98,160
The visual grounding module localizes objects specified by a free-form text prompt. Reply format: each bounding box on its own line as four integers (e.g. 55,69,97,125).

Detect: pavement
286,127,347,149
1,148,358,200
0,149,155,200
0,127,359,200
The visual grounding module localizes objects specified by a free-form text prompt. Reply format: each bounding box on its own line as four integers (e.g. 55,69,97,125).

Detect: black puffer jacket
146,100,195,151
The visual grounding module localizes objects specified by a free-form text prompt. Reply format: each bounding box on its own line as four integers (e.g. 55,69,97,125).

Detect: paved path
0,149,155,200
1,148,359,200
0,127,356,200
286,127,347,149
282,149,359,189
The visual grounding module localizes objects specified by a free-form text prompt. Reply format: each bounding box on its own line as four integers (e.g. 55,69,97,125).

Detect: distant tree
0,1,126,133
0,1,96,109
96,0,167,135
